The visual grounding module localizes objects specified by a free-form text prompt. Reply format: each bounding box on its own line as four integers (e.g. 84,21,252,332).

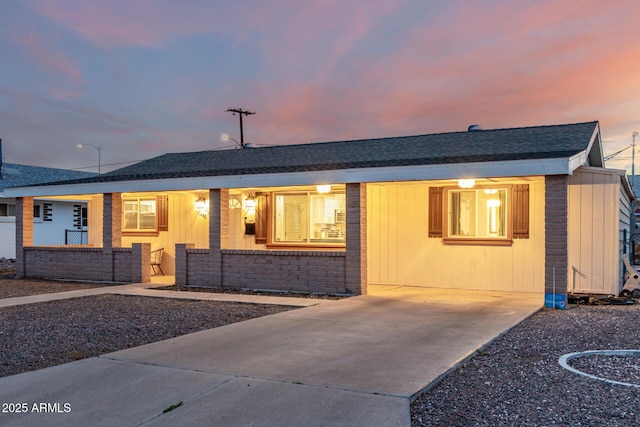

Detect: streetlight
220,134,242,149
77,143,102,173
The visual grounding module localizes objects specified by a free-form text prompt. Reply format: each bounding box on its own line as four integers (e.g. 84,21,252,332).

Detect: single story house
0,156,96,258
5,121,633,307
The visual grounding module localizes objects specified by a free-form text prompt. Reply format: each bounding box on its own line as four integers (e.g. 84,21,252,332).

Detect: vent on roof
468,124,483,131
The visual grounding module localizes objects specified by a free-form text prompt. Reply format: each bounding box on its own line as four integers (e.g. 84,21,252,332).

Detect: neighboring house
0,161,96,258
4,121,633,308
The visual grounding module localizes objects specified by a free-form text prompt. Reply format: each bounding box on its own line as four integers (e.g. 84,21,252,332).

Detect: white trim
3,156,581,197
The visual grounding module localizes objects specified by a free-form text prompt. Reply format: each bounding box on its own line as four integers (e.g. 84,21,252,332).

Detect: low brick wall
113,248,133,283
22,244,149,283
186,249,211,285
24,246,104,281
222,250,347,294
181,248,348,294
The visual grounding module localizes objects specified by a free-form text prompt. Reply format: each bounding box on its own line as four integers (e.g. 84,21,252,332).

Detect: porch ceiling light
458,179,475,189
316,184,331,194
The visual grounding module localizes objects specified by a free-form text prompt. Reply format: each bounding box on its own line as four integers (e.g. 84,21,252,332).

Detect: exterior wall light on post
77,143,102,174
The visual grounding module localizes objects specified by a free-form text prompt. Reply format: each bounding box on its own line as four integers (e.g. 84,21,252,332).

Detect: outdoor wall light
244,193,256,209
316,184,331,193
195,195,208,217
458,179,476,188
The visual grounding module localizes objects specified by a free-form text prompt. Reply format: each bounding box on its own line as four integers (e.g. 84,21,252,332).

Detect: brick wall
21,243,150,283
178,247,348,294
346,183,367,294
24,247,105,281
15,197,34,278
545,175,568,303
222,250,347,294
186,249,211,285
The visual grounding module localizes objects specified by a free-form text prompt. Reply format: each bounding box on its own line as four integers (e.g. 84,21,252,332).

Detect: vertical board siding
122,192,209,275
367,180,545,292
568,168,623,294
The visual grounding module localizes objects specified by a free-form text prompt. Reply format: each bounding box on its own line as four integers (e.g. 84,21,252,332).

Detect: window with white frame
447,188,508,239
0,203,15,217
273,191,346,244
123,198,157,231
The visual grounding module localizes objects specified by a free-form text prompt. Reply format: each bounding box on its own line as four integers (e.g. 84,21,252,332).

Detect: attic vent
468,124,483,131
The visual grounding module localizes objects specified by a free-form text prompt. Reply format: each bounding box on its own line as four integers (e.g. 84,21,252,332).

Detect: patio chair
150,247,164,276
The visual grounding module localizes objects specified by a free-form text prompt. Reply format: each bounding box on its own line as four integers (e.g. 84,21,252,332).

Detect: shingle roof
29,121,599,186
0,163,97,192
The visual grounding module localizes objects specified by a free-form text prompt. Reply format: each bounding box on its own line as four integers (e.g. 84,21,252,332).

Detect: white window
0,203,15,217
447,188,508,239
273,191,345,245
123,198,157,231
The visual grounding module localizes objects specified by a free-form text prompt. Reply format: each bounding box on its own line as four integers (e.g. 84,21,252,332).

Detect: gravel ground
0,274,110,298
0,292,294,378
411,304,640,427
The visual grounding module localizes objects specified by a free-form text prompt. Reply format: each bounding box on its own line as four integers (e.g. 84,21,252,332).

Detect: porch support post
102,193,122,282
15,197,34,278
175,243,195,286
131,243,151,283
208,188,229,287
545,175,568,309
346,183,367,295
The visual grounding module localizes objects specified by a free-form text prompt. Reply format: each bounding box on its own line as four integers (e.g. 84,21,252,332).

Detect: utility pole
633,131,639,195
226,108,255,148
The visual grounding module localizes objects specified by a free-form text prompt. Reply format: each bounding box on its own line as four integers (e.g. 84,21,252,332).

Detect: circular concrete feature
559,350,640,388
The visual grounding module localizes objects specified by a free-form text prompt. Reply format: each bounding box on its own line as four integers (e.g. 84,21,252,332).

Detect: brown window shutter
512,184,529,239
429,187,443,238
157,195,169,232
255,192,270,244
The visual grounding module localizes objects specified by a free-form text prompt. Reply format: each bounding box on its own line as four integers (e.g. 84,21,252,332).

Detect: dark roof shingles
32,121,599,186
0,164,97,192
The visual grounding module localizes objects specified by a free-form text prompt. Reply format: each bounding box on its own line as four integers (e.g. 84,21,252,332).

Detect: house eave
3,157,577,197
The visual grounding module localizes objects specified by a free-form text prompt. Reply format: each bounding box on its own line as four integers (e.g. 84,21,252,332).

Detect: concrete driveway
0,285,541,426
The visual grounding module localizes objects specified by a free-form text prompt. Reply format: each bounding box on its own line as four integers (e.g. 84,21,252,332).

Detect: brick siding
545,175,568,297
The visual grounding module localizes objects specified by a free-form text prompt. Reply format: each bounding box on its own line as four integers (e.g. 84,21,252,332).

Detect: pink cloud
12,28,84,87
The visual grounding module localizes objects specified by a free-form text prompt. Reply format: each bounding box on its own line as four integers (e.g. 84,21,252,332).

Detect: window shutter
255,192,270,244
157,195,169,232
429,187,443,238
512,184,529,239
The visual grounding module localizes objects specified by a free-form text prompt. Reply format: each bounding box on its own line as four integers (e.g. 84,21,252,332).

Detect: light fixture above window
458,179,476,189
316,184,331,193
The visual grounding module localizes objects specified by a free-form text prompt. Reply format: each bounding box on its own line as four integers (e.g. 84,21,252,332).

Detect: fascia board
4,157,573,197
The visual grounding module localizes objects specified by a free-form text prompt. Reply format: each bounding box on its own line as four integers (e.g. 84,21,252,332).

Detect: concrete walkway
0,284,542,426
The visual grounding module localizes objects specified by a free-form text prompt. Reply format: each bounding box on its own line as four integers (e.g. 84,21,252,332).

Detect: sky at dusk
1,0,640,173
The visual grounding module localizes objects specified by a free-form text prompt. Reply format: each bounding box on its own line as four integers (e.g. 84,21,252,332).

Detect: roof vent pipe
468,124,483,131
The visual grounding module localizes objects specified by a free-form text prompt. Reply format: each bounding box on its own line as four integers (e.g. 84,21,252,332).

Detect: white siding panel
367,179,545,292
568,168,623,294
0,220,16,258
